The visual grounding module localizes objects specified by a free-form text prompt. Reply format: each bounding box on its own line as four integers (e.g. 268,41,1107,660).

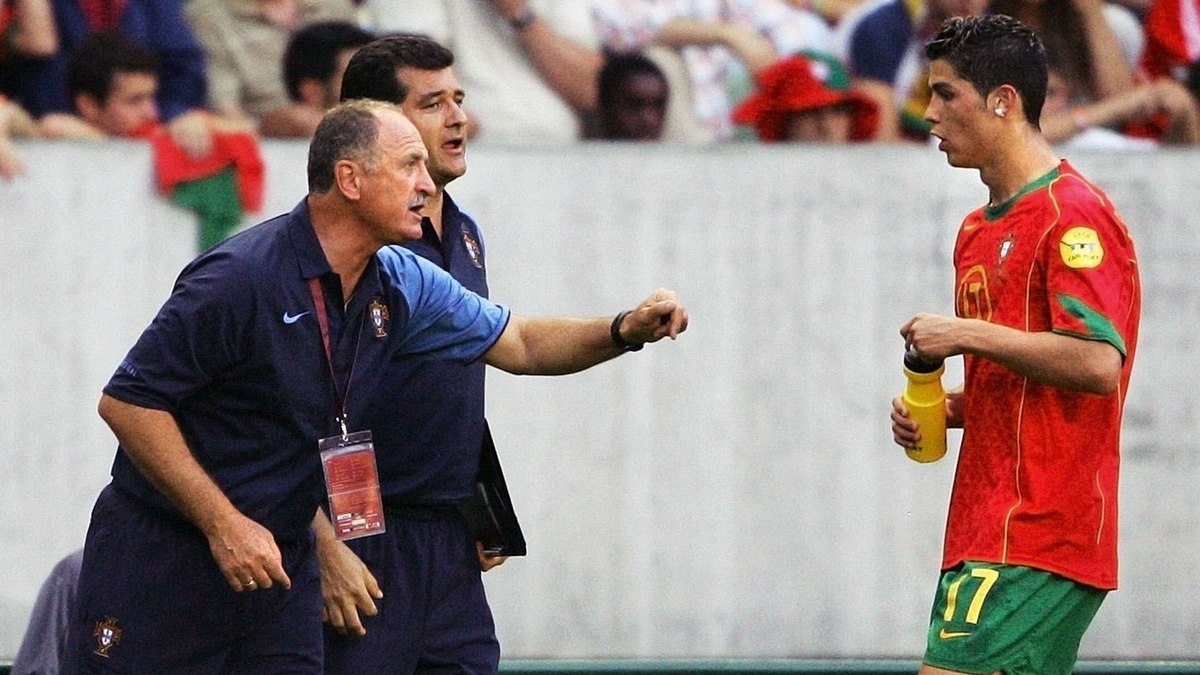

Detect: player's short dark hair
339,33,455,104
66,31,159,105
307,100,391,193
925,15,1047,127
283,21,375,102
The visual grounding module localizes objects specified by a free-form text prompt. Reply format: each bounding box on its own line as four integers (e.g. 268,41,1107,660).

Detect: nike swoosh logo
938,629,971,639
282,311,311,324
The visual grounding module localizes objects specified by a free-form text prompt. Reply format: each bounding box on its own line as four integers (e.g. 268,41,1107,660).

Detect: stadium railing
492,660,1200,674
2,658,1199,673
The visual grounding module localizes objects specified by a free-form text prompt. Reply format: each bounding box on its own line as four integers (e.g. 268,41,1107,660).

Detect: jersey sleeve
103,252,251,411
377,246,510,362
1044,183,1139,356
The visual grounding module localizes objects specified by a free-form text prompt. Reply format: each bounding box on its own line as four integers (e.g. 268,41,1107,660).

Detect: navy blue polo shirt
104,199,509,541
363,193,491,505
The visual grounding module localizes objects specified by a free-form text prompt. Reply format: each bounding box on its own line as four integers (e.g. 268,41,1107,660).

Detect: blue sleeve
847,6,910,83
122,0,208,120
104,252,249,411
378,246,510,363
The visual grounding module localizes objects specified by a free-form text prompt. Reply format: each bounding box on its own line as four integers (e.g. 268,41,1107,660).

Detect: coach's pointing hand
621,288,689,345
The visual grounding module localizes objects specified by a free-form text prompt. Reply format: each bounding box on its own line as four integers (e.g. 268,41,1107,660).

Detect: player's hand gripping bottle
902,350,946,463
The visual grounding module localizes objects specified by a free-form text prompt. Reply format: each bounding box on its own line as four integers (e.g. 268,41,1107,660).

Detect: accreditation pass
319,430,386,540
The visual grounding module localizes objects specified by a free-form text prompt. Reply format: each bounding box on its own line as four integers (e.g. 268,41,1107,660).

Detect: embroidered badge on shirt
461,226,484,269
368,298,389,338
1059,226,1104,269
997,233,1016,266
93,615,123,657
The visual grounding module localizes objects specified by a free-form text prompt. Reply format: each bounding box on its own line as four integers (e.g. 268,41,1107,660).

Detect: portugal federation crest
460,226,484,269
93,615,123,657
997,233,1016,266
369,298,389,338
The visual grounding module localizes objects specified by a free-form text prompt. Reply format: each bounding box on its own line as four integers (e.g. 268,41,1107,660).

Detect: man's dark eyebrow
415,90,443,105
930,81,955,96
416,88,465,104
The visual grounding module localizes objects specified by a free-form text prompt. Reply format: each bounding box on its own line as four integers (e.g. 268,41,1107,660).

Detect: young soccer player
889,15,1141,675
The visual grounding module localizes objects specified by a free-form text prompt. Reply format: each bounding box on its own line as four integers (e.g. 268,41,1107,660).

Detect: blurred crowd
2,0,1198,184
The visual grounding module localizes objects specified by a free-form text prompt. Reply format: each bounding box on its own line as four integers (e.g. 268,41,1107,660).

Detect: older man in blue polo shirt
64,99,688,674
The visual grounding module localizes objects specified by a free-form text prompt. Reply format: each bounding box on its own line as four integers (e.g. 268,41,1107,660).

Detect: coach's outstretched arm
482,288,688,375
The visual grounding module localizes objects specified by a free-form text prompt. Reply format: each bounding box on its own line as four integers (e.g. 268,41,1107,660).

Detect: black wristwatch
610,310,644,352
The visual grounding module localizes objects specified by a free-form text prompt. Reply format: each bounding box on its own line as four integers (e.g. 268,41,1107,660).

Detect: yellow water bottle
902,350,947,463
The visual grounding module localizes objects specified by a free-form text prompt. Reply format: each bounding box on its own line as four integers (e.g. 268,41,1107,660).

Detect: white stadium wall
0,141,1196,659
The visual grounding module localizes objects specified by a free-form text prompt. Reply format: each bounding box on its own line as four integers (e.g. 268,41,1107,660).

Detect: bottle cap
904,349,944,374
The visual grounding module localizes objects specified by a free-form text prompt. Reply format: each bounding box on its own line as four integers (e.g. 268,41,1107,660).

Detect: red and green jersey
945,160,1140,590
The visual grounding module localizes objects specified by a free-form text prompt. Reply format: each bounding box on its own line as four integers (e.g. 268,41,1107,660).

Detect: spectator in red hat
733,50,877,141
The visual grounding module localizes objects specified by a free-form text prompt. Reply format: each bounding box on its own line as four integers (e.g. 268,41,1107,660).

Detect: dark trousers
323,506,500,674
63,485,323,675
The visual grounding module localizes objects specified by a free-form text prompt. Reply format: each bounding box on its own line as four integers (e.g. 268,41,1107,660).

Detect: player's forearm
957,320,1123,394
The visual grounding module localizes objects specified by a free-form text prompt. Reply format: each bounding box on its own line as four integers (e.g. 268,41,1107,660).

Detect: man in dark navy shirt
64,99,455,675
320,35,693,675
320,35,509,674
66,98,689,673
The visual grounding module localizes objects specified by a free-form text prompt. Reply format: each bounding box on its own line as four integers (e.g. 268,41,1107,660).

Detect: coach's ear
333,158,363,201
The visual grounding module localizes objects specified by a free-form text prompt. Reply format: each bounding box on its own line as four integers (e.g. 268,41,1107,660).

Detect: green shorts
924,561,1107,675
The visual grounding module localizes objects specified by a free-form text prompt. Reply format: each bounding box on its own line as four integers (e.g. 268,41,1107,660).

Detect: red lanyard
308,277,363,436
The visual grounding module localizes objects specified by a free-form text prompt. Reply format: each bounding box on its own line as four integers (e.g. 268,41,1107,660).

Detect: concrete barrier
1,141,1197,660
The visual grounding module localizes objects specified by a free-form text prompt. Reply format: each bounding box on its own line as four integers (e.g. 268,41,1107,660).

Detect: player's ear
989,84,1019,119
